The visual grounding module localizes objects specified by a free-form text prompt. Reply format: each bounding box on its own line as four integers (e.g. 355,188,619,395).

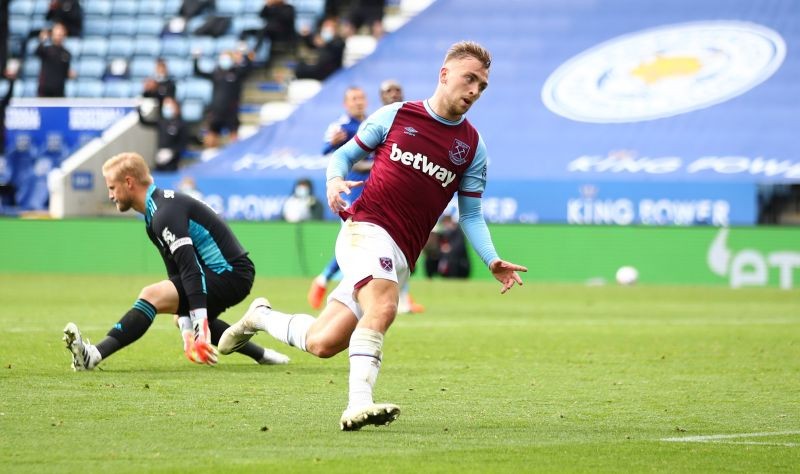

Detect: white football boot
340,403,401,431
257,348,290,365
63,323,101,371
218,297,270,355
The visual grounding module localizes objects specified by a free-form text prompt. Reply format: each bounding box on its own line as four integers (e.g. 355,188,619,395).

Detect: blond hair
444,41,491,69
102,152,153,186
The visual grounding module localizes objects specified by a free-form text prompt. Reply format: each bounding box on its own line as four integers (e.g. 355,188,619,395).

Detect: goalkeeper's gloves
178,310,218,365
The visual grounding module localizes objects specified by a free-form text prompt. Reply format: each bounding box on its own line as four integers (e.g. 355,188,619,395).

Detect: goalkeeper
62,152,288,370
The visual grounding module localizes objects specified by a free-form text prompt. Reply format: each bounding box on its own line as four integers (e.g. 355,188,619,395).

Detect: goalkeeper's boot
340,403,401,431
218,297,270,355
256,348,291,365
63,323,101,371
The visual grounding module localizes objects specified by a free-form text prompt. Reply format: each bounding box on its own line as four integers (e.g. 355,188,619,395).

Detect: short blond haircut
444,41,491,69
102,152,153,186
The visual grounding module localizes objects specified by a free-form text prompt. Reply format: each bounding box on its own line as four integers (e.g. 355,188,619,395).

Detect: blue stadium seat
75,79,104,98
161,37,190,57
9,79,24,98
180,78,213,104
9,17,31,37
134,36,162,58
109,17,137,36
189,36,216,57
22,80,38,97
181,99,206,122
164,0,183,16
104,80,135,98
22,58,41,79
80,37,109,57
63,37,82,56
136,16,165,37
84,0,112,17
216,0,244,16
196,57,216,72
214,35,239,54
166,58,192,79
230,16,263,36
137,0,165,16
0,81,9,99
186,16,208,35
64,79,76,97
33,0,49,16
242,0,264,14
77,57,105,77
129,57,156,79
10,1,35,16
111,0,138,17
83,16,112,37
107,36,135,57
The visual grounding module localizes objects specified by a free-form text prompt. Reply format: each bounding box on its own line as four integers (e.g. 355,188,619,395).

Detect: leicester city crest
449,139,470,165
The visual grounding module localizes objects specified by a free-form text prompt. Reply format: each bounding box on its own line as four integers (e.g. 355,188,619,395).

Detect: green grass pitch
1,274,798,472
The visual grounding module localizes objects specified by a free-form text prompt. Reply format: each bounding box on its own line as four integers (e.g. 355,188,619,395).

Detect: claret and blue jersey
327,100,498,269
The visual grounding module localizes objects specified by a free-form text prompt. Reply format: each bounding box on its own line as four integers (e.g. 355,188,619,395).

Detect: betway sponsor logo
389,143,456,188
708,229,800,289
568,153,800,179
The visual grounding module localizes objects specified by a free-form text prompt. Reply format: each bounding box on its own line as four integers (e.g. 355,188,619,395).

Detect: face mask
320,28,334,42
219,56,234,70
162,107,176,119
295,185,310,198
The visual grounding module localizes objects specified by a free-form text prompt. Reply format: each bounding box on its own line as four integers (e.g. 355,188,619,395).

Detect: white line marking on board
661,430,800,447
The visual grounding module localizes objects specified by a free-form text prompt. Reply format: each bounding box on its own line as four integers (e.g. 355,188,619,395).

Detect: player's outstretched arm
489,259,528,294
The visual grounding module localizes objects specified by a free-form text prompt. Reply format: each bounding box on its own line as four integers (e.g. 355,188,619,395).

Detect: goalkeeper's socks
257,307,315,352
347,328,384,409
97,299,156,358
209,318,265,361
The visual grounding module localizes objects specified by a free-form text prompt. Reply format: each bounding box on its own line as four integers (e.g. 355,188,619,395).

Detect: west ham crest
448,139,470,165
379,257,394,272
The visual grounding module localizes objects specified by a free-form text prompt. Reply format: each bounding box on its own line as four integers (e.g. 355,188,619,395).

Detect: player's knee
305,338,339,358
137,284,161,303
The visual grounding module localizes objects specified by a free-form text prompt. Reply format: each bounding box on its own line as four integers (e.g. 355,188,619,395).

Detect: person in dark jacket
138,97,199,172
46,0,83,37
35,23,75,97
192,48,253,148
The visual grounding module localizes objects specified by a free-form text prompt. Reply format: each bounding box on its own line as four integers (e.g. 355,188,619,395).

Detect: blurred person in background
46,0,83,37
283,177,324,223
138,97,200,172
142,58,177,108
346,0,386,38
0,63,17,209
294,17,345,81
35,23,75,98
63,152,289,371
239,0,297,60
193,47,254,148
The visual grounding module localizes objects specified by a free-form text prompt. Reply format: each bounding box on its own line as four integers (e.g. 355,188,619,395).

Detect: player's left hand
326,177,364,213
489,259,528,294
189,316,218,366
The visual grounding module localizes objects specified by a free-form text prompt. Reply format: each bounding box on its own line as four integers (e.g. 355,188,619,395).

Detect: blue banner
2,101,134,211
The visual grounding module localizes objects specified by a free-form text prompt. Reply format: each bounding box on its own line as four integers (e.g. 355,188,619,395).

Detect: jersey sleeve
457,194,500,267
459,133,488,198
353,102,402,151
152,201,207,311
326,103,402,181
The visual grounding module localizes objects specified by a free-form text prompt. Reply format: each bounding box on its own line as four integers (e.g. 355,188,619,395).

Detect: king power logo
707,229,800,289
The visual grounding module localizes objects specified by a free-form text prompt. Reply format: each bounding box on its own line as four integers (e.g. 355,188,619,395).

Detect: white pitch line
662,430,800,446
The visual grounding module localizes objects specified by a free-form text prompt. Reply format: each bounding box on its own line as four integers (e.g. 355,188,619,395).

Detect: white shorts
328,219,410,320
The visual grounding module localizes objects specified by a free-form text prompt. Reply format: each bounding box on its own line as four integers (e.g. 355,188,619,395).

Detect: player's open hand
326,177,364,213
489,259,528,294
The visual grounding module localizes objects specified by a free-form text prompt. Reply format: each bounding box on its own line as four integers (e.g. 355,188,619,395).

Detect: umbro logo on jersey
389,143,456,188
403,127,418,136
